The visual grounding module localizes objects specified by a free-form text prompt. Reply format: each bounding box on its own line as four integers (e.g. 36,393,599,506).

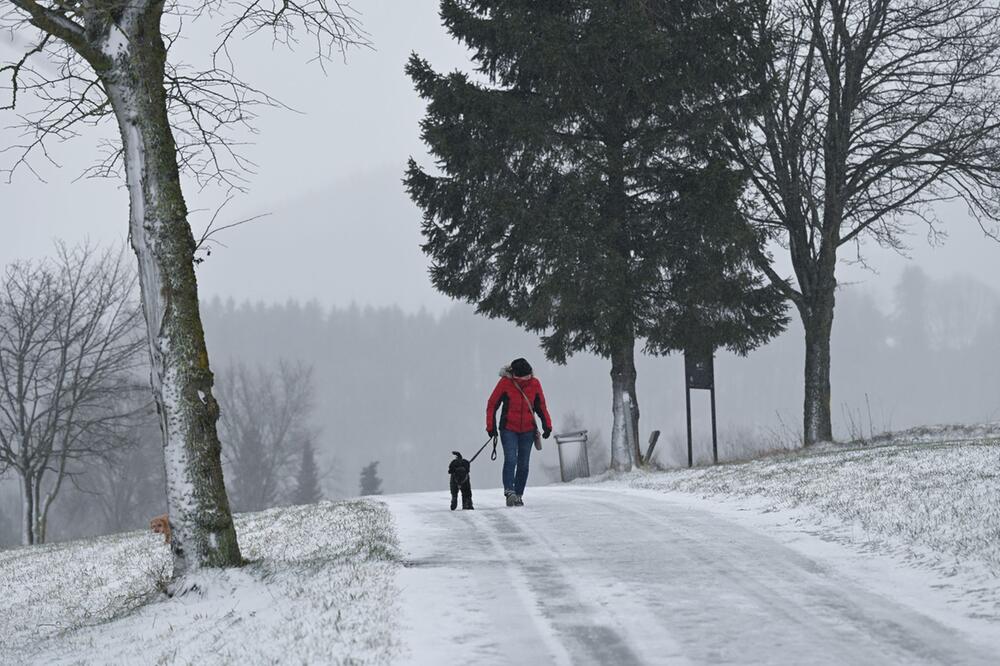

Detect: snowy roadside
0,500,401,665
605,428,1000,621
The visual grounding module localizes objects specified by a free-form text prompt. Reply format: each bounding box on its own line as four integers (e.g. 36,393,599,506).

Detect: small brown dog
150,514,171,544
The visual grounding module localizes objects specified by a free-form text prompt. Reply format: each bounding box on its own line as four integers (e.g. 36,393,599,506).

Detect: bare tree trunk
20,473,33,546
609,338,639,472
32,472,43,544
101,11,241,574
36,509,46,545
37,481,59,544
799,290,836,446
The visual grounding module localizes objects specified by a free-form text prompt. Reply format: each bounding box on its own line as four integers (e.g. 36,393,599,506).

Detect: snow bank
622,430,1000,617
0,500,400,665
865,421,1000,446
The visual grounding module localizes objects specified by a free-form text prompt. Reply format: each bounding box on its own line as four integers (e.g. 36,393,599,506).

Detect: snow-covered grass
621,425,1000,616
0,499,400,665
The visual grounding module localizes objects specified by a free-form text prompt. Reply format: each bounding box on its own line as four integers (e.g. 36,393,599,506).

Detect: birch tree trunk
98,7,241,574
609,338,639,472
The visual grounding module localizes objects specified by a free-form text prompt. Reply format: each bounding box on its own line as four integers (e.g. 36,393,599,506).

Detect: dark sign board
684,348,714,390
683,346,719,466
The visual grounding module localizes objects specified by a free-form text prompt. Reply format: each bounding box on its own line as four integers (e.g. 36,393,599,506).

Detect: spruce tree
406,0,787,470
359,462,383,496
292,442,323,506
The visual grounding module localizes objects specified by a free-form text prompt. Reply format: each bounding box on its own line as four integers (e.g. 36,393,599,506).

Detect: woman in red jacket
487,357,553,507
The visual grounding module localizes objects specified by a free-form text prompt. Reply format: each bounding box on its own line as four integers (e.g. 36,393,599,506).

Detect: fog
3,0,1000,311
3,263,1000,546
3,0,1000,546
199,267,1000,482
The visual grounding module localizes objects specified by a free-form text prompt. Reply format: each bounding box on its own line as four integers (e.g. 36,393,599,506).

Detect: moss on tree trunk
101,6,241,575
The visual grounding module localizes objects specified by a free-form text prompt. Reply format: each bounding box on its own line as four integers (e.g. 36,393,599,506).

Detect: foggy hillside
197,265,1000,500
1,264,996,549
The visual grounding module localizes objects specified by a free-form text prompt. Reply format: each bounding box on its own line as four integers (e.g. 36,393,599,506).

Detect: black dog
448,451,474,510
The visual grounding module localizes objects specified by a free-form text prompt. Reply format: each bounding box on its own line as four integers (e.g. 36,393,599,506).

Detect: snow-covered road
385,485,998,665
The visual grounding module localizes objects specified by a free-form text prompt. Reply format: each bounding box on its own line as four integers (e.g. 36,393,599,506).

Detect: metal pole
710,386,719,464
557,440,567,483
685,385,693,468
581,433,591,478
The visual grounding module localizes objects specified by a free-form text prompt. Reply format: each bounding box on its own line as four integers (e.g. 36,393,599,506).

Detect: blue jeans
500,429,534,495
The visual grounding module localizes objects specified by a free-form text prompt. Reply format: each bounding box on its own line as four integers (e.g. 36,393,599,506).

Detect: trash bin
553,429,590,482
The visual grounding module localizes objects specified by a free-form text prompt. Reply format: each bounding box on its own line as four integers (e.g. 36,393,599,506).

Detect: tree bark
32,472,43,543
36,509,46,545
20,473,33,546
610,338,639,472
799,290,835,446
37,480,58,544
99,10,241,575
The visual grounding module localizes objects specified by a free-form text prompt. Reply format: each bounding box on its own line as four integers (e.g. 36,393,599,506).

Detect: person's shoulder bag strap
511,378,543,450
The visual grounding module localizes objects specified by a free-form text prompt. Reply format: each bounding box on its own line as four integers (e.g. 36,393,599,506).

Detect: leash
468,435,498,463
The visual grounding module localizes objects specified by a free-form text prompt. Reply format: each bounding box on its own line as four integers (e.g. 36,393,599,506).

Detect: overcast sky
3,0,1000,314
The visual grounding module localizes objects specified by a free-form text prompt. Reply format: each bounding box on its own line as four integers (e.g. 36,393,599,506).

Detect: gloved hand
487,428,497,438
543,429,551,439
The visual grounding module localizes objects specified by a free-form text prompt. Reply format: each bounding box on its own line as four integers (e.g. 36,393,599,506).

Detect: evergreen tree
406,0,786,470
359,462,383,496
292,441,324,506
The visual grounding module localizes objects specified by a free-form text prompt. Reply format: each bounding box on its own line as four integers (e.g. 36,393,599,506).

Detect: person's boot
450,495,458,511
505,491,517,507
513,494,524,507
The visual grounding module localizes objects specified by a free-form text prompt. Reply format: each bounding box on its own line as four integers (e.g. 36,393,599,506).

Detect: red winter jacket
487,371,553,435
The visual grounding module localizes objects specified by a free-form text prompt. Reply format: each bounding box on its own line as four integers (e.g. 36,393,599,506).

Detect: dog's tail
452,451,463,459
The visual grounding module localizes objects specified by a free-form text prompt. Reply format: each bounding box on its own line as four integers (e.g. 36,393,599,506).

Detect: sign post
684,348,718,467
553,430,590,482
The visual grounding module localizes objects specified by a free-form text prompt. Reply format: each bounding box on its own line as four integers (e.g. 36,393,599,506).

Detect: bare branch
192,194,272,261
2,0,368,186
0,241,145,544
0,32,49,111
7,0,84,48
212,0,370,72
734,0,1000,292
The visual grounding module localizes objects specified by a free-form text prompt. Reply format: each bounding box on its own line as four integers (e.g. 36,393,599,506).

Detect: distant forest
198,265,1000,486
2,266,998,546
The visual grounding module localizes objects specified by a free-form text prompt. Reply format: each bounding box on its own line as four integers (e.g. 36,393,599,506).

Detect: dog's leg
450,476,459,511
461,478,474,510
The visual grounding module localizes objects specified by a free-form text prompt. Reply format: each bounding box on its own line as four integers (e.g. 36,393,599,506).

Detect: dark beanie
510,358,533,377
